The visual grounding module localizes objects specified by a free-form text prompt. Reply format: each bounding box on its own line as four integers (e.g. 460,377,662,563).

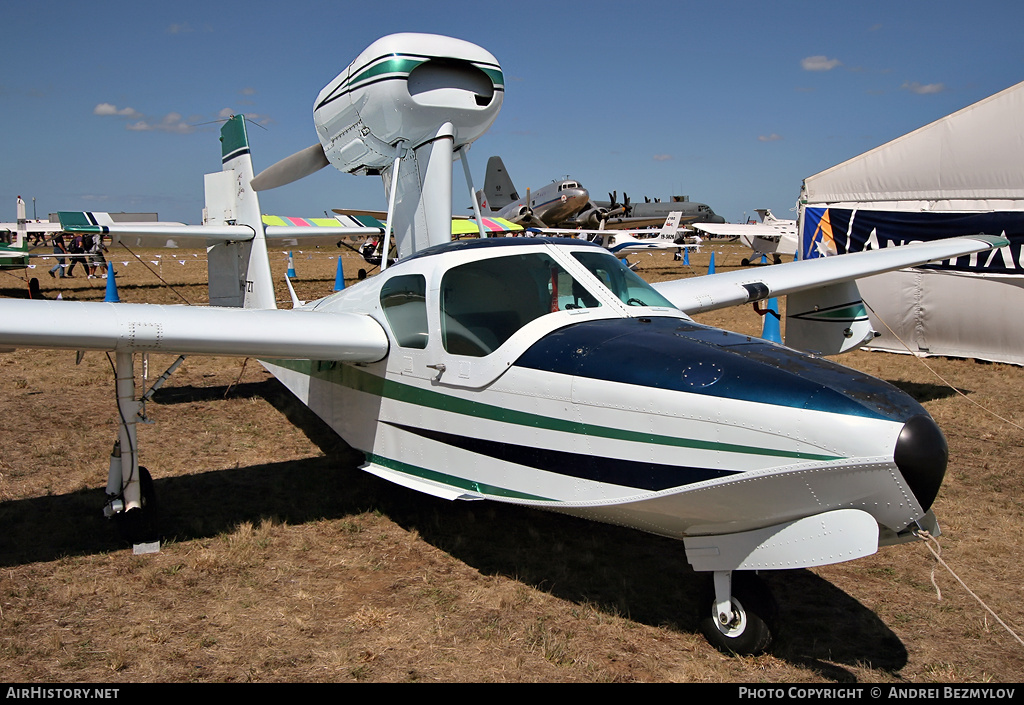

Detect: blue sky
3,0,1023,225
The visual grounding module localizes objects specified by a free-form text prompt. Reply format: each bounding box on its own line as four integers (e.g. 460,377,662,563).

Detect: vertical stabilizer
660,211,683,238
204,116,276,309
15,196,27,249
481,156,518,211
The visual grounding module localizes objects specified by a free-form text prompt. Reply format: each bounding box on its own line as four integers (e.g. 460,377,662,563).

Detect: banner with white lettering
801,207,1024,273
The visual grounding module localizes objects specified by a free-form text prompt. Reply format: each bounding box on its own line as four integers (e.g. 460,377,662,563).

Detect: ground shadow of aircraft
0,455,908,678
0,377,906,677
885,379,969,404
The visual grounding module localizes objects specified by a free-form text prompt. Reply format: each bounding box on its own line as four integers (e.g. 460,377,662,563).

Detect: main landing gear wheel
114,466,159,546
698,573,777,656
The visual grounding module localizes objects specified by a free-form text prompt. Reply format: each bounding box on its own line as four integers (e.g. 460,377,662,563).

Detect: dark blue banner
802,207,1024,274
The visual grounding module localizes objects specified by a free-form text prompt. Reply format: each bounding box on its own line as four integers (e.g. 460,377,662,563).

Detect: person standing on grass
90,233,108,278
81,232,95,278
65,233,83,277
48,232,67,278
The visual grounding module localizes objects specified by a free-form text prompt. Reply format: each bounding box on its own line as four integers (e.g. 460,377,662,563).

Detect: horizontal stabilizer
58,211,253,248
0,300,389,362
654,234,1008,314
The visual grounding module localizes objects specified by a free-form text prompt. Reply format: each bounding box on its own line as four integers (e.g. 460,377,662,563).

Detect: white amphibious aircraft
0,33,1008,656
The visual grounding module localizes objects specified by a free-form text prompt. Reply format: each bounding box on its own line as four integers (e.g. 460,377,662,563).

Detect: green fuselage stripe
368,453,552,501
345,56,503,93
269,359,842,462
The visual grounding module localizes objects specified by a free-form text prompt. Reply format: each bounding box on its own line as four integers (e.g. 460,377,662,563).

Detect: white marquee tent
798,80,1024,365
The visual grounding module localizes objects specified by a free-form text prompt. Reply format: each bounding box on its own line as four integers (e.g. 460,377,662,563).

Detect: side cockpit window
380,274,428,349
571,250,676,308
440,253,600,357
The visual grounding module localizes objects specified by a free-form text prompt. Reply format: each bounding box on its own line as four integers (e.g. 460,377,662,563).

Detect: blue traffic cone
708,251,715,274
104,265,120,303
761,297,781,343
333,257,346,291
287,251,297,279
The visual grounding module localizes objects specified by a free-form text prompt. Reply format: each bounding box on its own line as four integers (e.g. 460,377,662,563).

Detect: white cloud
758,133,783,142
801,55,842,71
123,113,195,133
94,103,142,118
653,154,673,162
902,81,946,95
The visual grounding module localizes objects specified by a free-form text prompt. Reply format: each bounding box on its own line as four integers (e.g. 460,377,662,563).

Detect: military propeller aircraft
475,156,591,228
575,193,727,230
0,32,1008,656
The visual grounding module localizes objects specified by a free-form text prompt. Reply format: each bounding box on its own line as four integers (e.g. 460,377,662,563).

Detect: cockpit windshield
440,252,600,357
571,250,676,309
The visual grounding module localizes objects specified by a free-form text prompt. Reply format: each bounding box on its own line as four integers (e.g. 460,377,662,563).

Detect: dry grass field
0,241,1022,683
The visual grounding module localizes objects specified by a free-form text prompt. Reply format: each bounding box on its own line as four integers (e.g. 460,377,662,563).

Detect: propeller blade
251,143,330,192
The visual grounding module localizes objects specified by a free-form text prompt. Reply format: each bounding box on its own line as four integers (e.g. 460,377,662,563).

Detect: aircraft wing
653,234,1008,315
692,222,794,240
0,300,388,362
451,217,523,236
58,211,386,249
262,214,385,247
59,211,255,248
600,216,685,230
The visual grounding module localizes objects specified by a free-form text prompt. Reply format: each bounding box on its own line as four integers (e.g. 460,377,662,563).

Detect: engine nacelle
313,33,503,175
577,208,608,229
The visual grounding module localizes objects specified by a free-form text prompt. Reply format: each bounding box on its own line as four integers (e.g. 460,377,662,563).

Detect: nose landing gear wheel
698,573,776,655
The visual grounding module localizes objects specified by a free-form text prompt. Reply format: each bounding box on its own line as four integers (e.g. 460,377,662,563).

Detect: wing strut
458,146,487,239
381,142,405,272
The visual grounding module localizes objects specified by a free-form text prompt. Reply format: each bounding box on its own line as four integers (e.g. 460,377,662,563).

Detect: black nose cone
894,414,948,512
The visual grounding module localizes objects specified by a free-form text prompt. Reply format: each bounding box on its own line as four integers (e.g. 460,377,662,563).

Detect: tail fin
481,156,518,211
660,211,683,238
203,115,276,309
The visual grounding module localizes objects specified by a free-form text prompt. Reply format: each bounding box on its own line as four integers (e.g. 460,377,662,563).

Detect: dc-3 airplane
476,155,591,228
0,33,1008,656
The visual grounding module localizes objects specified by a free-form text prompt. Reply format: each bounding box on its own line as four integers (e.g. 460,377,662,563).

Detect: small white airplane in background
530,211,702,258
0,196,62,270
0,33,1007,656
693,209,798,265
